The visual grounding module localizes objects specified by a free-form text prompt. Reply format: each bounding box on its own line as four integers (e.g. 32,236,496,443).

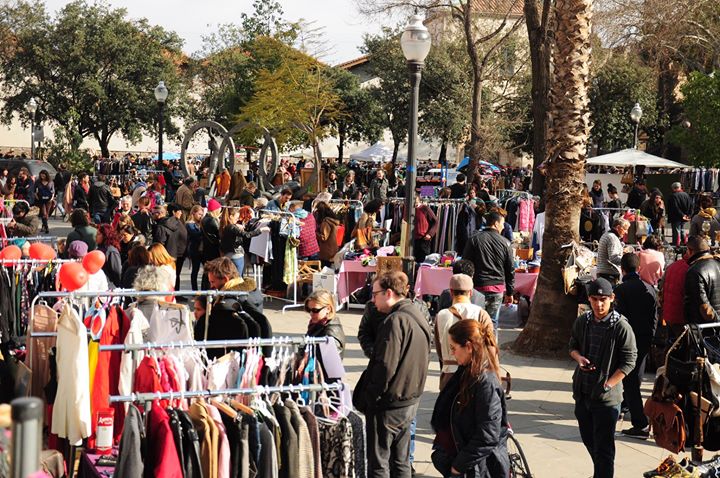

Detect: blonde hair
304,289,336,320
147,243,176,269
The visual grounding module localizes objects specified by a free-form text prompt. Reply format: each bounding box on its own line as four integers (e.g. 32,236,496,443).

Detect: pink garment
517,199,535,233
476,284,506,294
206,404,231,478
638,248,666,286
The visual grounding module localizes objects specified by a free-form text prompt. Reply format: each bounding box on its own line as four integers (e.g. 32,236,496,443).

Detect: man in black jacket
89,175,114,224
614,253,657,439
462,211,515,327
685,236,720,323
154,204,189,290
449,173,467,199
353,271,431,478
667,182,693,246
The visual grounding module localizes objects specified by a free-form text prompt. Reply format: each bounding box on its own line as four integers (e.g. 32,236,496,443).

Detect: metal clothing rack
329,199,363,208
0,258,77,266
0,235,58,244
257,209,302,312
109,381,344,404
688,322,720,462
98,335,330,352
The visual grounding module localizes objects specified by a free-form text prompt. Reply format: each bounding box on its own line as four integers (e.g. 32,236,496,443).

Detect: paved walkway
45,217,677,477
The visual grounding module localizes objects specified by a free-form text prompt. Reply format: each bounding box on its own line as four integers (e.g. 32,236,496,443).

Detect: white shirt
436,302,487,373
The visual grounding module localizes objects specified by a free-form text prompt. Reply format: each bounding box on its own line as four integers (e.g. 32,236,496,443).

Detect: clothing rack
109,381,344,404
98,335,330,352
257,209,302,312
496,189,532,198
0,258,76,265
689,322,720,461
0,236,58,244
329,199,363,208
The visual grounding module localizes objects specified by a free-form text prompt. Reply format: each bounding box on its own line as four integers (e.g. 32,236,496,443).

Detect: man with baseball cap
569,278,637,478
435,273,493,389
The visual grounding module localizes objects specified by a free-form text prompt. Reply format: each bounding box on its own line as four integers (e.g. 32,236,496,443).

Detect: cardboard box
313,272,337,294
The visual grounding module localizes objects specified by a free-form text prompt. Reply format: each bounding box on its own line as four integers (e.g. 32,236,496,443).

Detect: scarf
700,208,717,220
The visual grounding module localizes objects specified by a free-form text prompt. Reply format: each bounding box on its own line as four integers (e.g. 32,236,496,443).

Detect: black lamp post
400,15,431,259
26,98,37,160
154,81,168,162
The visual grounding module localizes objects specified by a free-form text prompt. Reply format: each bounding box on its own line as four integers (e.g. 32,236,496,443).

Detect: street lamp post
26,98,37,161
400,15,431,260
630,102,643,149
154,81,169,163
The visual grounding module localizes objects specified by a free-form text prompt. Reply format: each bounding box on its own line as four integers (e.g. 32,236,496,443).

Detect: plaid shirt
580,313,611,395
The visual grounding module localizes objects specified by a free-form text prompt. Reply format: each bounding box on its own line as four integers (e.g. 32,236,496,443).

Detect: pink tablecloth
515,272,539,300
414,266,453,297
337,260,376,304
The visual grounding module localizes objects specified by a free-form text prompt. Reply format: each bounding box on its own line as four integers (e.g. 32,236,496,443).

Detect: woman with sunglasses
304,289,345,358
430,319,509,478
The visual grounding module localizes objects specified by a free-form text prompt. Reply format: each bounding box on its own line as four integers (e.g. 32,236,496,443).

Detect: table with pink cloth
414,267,539,301
337,260,376,304
414,266,453,297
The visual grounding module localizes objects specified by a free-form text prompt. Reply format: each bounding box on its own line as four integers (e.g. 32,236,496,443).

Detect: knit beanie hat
207,199,222,212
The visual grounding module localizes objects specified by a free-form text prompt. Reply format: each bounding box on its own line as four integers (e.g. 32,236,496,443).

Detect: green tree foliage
667,71,720,166
327,67,384,161
589,54,660,154
238,43,344,187
0,0,186,158
361,28,411,164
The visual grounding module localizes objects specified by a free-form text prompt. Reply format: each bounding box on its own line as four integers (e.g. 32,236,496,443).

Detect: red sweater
414,205,438,240
662,258,689,326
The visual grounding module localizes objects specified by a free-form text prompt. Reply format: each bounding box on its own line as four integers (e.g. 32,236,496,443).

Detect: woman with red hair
96,223,122,287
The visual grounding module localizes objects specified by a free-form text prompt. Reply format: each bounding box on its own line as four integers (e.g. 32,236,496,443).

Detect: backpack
643,398,686,453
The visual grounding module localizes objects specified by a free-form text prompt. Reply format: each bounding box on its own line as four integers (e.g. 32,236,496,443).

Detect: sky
41,0,388,65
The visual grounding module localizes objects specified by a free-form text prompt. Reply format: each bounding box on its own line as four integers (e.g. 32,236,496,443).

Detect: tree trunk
391,139,400,167
337,123,346,163
462,1,484,186
526,0,553,196
438,141,448,165
513,0,593,355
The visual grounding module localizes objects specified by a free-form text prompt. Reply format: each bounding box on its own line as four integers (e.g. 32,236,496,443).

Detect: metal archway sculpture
180,120,234,187
216,122,280,193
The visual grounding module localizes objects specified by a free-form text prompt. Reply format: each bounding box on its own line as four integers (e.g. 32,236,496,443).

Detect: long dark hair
314,201,338,225
448,319,500,409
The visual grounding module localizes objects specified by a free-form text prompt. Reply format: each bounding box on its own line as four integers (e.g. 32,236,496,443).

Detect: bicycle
502,368,533,477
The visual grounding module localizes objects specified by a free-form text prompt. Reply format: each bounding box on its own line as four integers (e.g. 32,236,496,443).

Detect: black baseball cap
587,278,614,297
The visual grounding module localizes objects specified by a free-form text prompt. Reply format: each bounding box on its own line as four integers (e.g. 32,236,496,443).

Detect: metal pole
158,102,164,162
11,397,43,478
404,61,423,260
634,121,639,149
30,113,35,161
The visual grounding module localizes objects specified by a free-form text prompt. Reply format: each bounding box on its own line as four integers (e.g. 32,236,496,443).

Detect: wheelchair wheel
508,430,532,477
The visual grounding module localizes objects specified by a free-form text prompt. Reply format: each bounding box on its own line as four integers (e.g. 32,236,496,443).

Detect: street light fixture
26,98,37,160
400,14,431,260
630,102,642,149
154,81,169,163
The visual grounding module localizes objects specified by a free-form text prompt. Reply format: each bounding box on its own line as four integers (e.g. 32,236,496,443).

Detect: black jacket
353,299,431,413
307,317,346,358
462,229,515,295
154,216,188,259
201,215,221,262
89,180,114,215
684,252,720,324
667,191,693,223
131,211,154,244
73,184,89,210
220,224,262,255
449,182,467,199
431,368,509,477
614,272,657,341
101,245,122,287
626,186,647,209
358,302,388,359
238,189,255,207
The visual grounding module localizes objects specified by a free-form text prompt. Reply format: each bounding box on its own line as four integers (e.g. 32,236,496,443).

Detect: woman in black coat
431,319,509,478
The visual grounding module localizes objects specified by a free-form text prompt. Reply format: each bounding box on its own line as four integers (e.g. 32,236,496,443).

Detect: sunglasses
306,306,326,314
371,289,386,298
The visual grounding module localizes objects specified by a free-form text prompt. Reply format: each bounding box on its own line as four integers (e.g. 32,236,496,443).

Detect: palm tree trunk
514,0,593,355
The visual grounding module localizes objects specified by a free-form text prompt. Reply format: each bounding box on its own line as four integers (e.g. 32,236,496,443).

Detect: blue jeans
479,291,502,330
671,221,687,246
574,398,621,478
409,417,416,464
191,254,202,290
226,253,244,276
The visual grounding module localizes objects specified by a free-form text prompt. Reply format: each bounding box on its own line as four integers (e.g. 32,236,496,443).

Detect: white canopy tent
349,142,395,162
586,149,688,168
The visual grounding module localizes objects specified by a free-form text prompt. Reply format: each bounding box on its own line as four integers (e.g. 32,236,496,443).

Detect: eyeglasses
371,289,386,298
305,306,326,314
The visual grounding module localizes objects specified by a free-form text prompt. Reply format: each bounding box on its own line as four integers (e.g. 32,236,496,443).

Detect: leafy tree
361,28,410,164
239,44,344,190
0,0,186,158
419,38,471,163
588,54,659,154
328,67,384,162
667,70,720,166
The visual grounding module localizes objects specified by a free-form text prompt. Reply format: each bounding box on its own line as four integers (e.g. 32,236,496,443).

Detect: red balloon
59,263,88,291
0,245,22,261
82,250,105,274
29,242,56,261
